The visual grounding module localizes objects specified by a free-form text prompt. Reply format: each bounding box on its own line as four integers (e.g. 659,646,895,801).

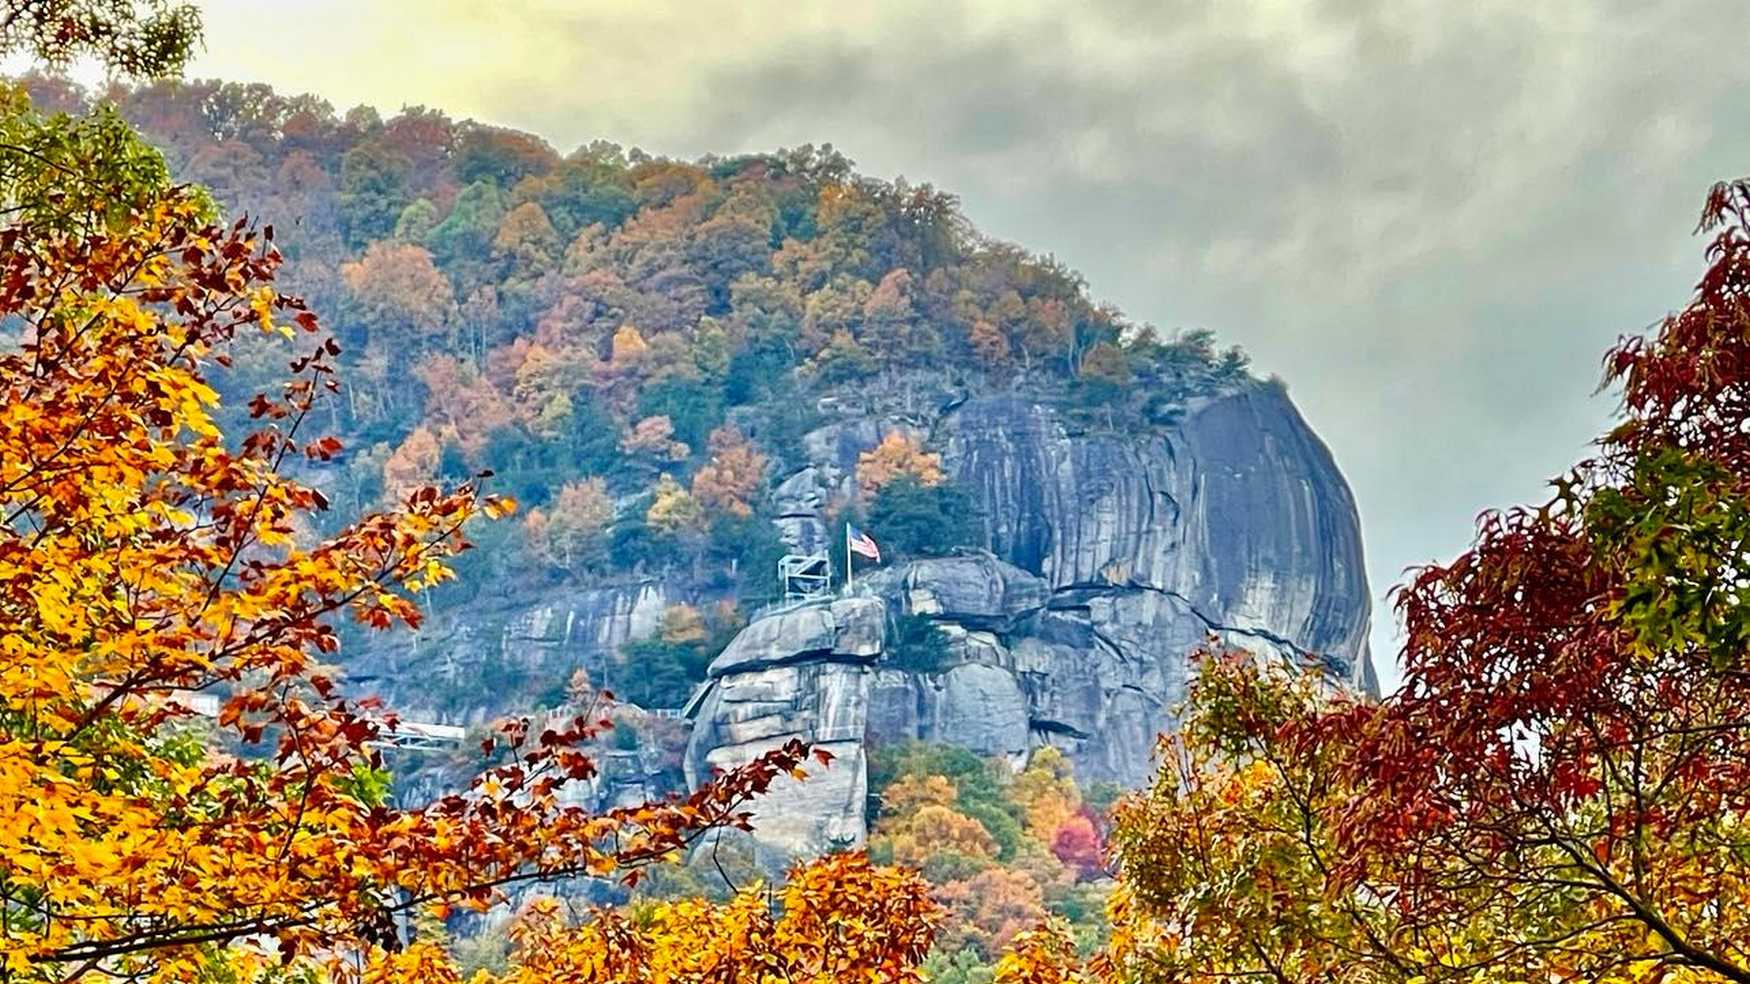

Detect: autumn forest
14,54,1266,725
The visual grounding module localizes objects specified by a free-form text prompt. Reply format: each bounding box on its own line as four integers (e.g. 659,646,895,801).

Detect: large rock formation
683,598,885,864
683,380,1374,860
347,371,1371,863
944,386,1372,678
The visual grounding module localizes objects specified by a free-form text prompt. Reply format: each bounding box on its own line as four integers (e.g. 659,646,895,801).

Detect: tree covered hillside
8,75,1250,713
31,81,1237,495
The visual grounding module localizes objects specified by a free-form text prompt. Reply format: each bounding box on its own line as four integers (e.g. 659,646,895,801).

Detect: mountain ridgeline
21,76,1374,839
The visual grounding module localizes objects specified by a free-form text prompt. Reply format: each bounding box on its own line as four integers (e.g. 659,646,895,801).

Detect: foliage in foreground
0,28,911,983
1005,181,1750,984
0,0,200,79
477,852,939,984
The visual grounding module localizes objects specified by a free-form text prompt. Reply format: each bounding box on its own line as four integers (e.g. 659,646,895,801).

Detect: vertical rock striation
345,580,680,724
684,379,1375,862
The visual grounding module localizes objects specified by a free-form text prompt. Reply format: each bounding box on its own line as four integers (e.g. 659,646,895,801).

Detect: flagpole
845,523,853,593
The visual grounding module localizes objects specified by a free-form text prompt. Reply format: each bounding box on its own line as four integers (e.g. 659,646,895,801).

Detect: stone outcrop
683,379,1376,862
683,598,886,865
885,554,1050,631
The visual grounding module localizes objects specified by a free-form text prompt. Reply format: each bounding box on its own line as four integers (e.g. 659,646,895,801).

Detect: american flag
847,524,881,562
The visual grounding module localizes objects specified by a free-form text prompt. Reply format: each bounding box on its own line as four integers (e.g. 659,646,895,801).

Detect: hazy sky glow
181,0,1750,688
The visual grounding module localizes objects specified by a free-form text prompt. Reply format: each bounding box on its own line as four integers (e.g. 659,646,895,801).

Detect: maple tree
856,431,944,494
690,424,768,519
507,340,590,433
381,424,443,498
995,292,1071,374
412,354,516,460
1154,178,1750,984
454,124,559,190
864,743,1112,977
1010,747,1080,841
1095,653,1407,983
879,772,960,814
646,472,704,534
1301,181,1750,982
1074,179,1750,984
608,323,651,369
0,199,829,973
935,868,1053,960
1049,816,1102,879
491,200,561,271
522,477,613,572
877,802,1000,870
620,414,690,463
863,267,933,370
340,240,456,354
992,921,1089,984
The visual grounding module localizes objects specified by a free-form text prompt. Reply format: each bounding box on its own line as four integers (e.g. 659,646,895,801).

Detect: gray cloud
190,0,1750,688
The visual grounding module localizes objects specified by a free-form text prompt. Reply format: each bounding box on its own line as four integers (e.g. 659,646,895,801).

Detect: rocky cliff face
947,386,1371,671
345,579,682,725
682,380,1374,862
355,376,1370,860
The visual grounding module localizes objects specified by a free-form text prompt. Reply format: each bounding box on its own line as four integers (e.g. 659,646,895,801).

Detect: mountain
19,76,1373,850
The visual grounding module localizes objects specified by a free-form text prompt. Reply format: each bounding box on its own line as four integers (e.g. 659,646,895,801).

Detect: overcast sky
185,0,1750,689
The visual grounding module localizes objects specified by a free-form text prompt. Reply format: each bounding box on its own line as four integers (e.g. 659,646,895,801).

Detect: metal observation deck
779,552,832,600
747,551,837,621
